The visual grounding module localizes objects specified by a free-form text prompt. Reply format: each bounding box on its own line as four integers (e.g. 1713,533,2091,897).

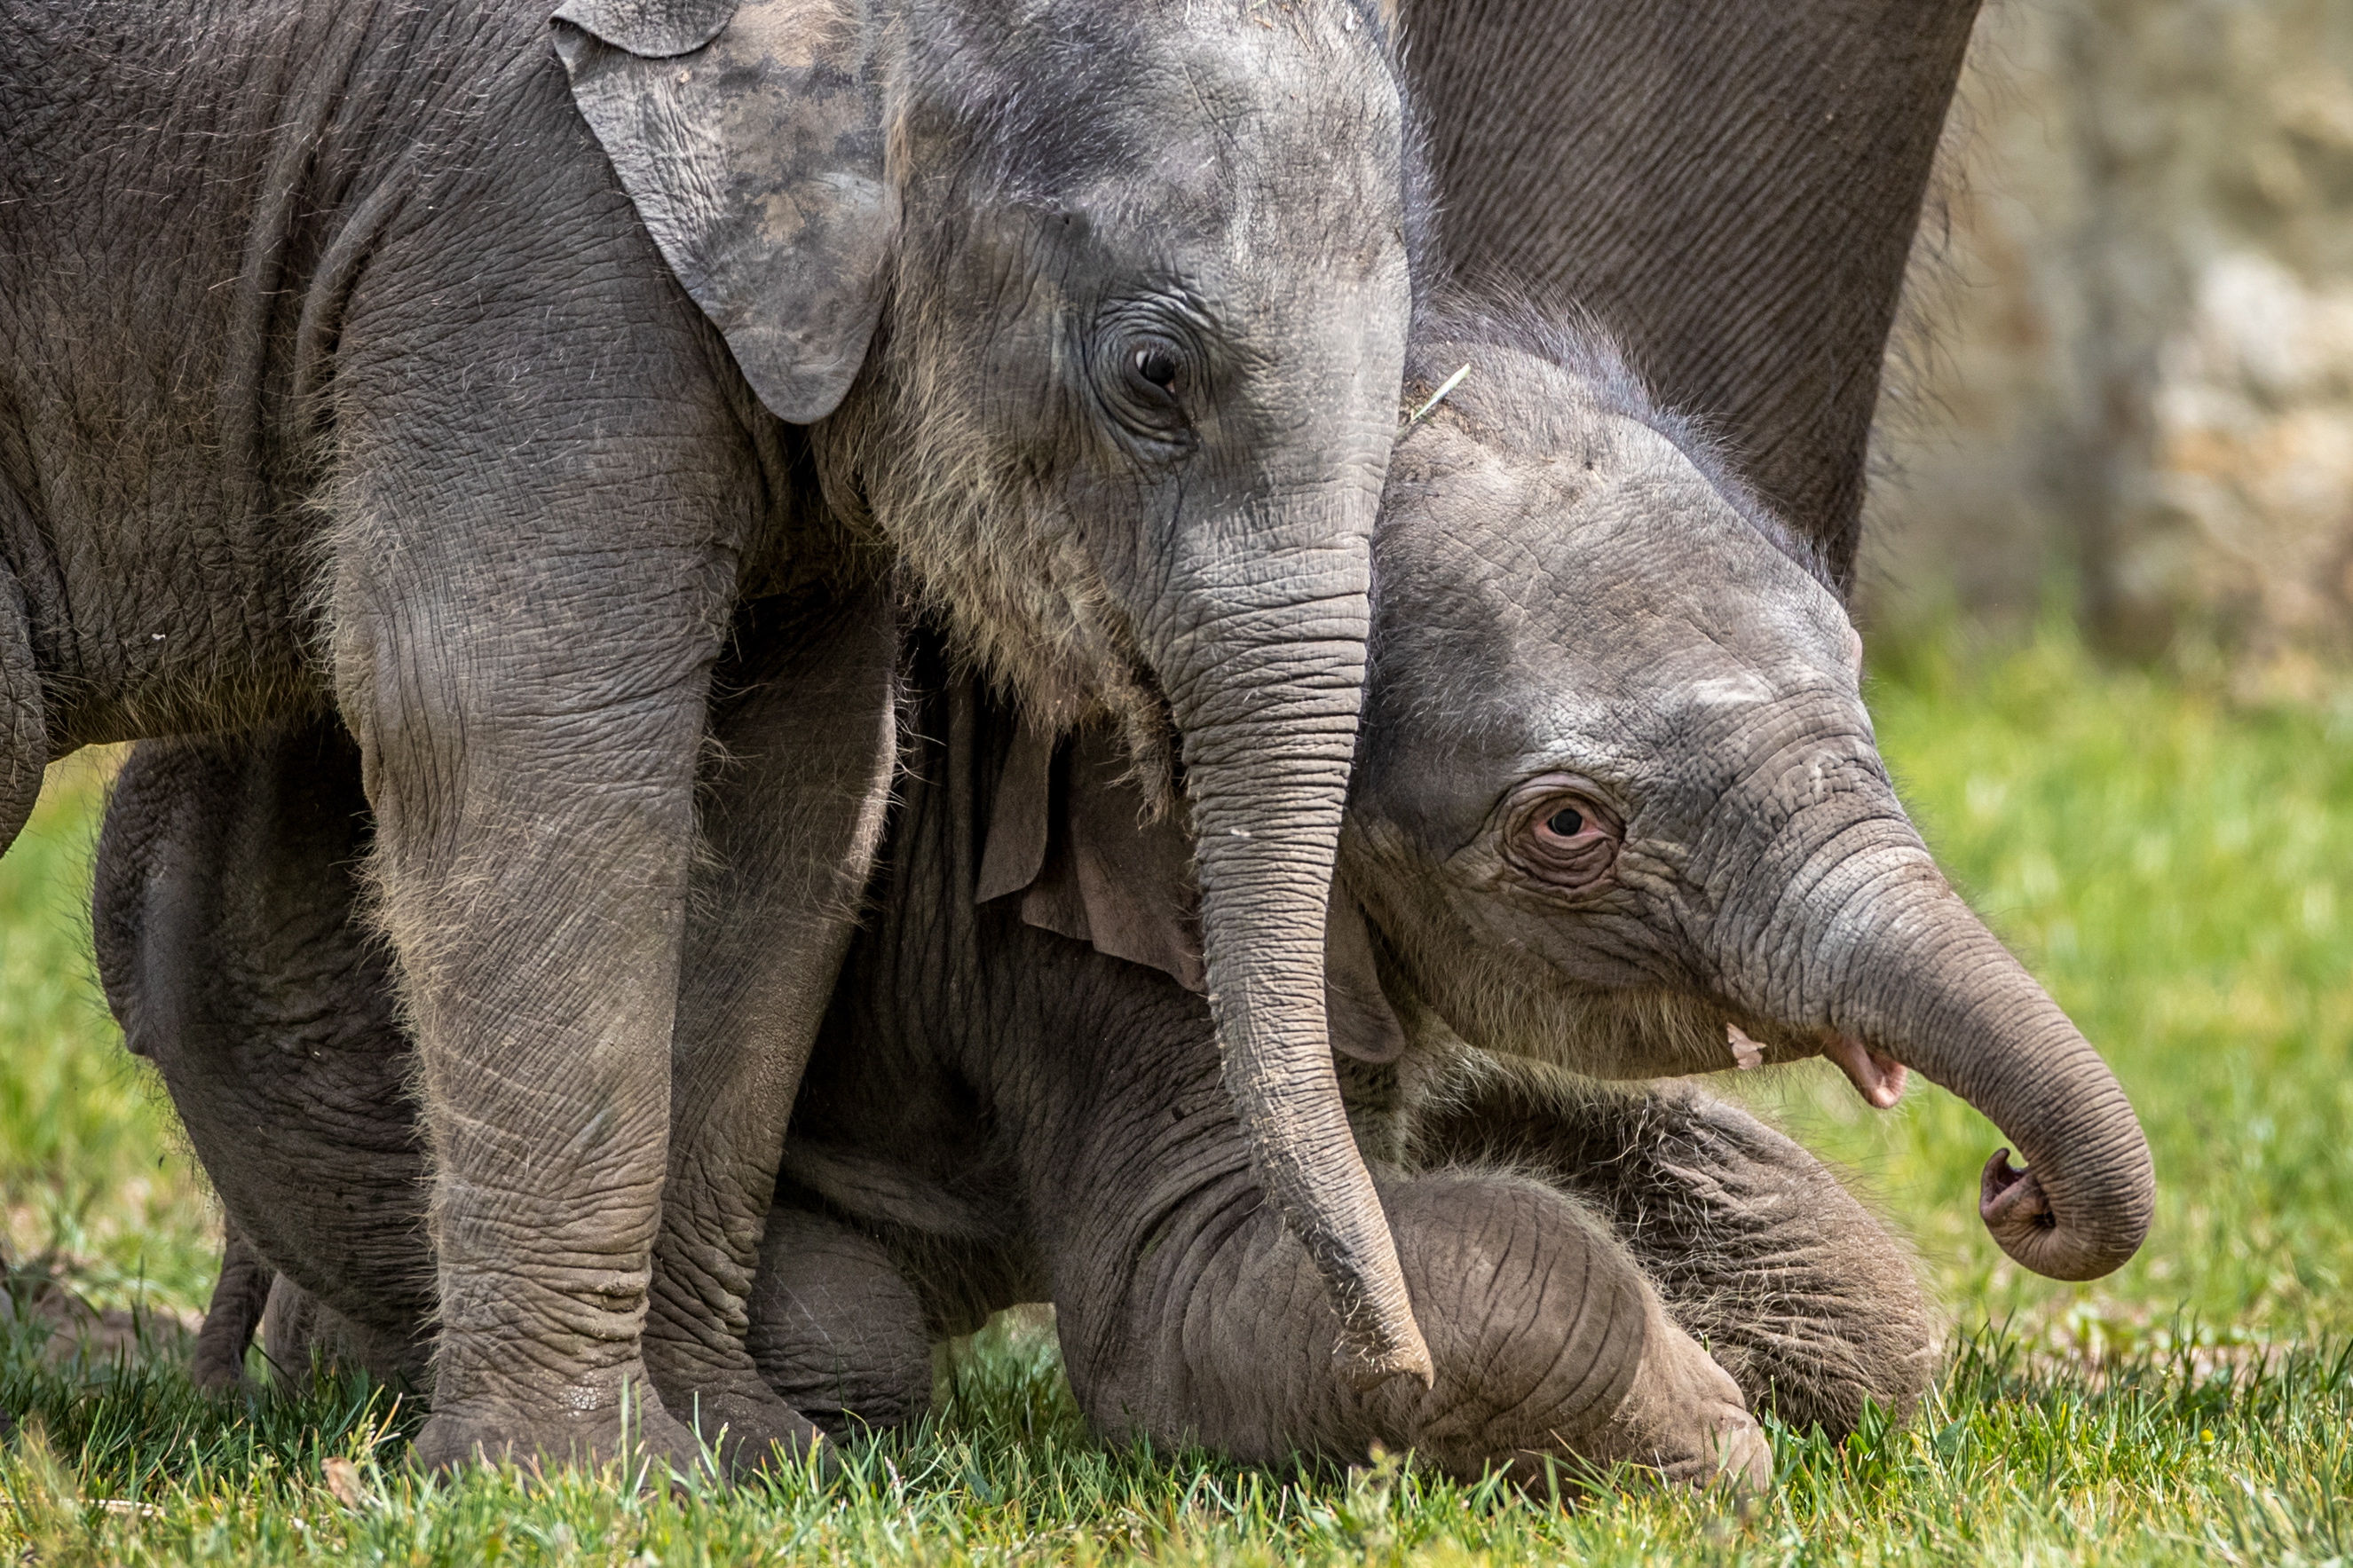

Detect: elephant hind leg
191,1224,273,1393
1410,1063,1938,1437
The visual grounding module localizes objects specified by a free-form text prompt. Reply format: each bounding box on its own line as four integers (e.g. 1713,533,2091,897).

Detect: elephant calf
733,646,1938,1485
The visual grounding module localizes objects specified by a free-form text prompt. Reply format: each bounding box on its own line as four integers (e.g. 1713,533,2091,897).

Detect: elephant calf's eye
1133,346,1180,395
1094,319,1197,446
1503,778,1622,894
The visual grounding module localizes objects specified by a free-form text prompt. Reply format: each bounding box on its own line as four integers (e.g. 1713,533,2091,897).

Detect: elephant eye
1133,346,1180,394
1504,780,1622,894
1125,342,1186,407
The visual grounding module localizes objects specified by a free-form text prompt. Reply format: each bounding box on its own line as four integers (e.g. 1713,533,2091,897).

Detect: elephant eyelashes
1504,777,1621,893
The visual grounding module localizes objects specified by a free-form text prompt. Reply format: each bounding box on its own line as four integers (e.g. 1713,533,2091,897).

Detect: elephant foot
1579,1295,1770,1492
411,1380,708,1481
666,1375,830,1477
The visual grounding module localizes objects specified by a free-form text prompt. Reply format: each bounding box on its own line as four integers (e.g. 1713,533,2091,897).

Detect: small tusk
1727,1023,1765,1071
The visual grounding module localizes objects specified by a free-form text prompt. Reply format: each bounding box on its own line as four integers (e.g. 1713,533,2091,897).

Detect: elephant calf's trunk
1827,885,2155,1282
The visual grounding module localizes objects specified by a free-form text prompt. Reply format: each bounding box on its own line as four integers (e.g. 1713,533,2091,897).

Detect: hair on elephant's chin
1398,962,1747,1083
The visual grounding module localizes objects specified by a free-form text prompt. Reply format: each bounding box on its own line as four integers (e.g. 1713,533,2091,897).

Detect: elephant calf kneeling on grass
103,310,2149,1490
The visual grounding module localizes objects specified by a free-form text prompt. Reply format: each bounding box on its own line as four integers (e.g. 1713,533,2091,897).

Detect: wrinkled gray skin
4,0,1419,1467
105,672,1930,1489
1400,0,1983,586
106,317,2148,1486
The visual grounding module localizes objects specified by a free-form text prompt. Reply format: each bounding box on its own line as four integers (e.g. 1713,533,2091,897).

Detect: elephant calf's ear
1325,887,1405,1065
550,0,894,423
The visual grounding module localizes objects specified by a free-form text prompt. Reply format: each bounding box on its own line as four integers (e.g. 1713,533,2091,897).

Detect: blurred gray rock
1862,0,2353,692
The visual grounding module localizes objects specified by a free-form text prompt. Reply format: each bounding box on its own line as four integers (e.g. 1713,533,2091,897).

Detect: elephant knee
1381,1174,1765,1490
747,1207,932,1434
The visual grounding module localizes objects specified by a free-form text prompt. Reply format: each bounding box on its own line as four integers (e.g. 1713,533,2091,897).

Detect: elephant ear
977,717,1406,1063
550,0,893,423
1323,881,1405,1065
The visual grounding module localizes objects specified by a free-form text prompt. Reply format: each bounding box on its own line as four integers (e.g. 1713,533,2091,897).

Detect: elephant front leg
335,543,725,1474
1409,1065,1938,1436
1058,1166,1766,1490
644,588,899,1467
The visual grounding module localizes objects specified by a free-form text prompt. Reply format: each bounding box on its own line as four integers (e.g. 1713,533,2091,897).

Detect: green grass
0,626,2349,1564
0,751,215,1312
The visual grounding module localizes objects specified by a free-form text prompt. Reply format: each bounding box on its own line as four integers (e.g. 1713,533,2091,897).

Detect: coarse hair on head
1397,292,1835,593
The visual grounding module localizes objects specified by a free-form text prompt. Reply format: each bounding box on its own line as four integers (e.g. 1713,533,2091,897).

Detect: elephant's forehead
1062,27,1404,256
1413,437,1856,746
1491,457,1847,676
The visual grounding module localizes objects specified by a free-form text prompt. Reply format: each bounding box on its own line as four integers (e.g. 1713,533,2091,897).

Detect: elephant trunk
1759,819,2154,1281
1163,540,1433,1392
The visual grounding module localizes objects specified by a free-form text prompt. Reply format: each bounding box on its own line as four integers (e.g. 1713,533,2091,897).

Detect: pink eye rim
1539,805,1588,841
1500,774,1623,892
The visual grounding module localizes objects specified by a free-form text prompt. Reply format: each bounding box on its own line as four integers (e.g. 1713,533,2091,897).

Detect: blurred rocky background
1863,0,2353,698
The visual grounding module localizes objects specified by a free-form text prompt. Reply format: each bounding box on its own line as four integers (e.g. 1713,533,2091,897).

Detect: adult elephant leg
644,587,899,1463
742,1202,935,1437
1409,1063,1938,1437
1401,0,1981,579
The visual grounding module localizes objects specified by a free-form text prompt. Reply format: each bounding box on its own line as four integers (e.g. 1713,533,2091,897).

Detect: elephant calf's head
1346,311,2153,1284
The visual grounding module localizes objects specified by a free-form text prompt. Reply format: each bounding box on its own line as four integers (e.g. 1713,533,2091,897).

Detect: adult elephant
1,0,1424,1468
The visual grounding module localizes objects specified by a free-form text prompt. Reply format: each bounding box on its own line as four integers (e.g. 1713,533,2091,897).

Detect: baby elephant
729,658,1937,1490
99,309,2147,1486
111,692,1923,1491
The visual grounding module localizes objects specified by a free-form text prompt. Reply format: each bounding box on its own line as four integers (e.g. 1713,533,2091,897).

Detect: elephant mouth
1726,1021,1907,1108
1375,930,1912,1114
